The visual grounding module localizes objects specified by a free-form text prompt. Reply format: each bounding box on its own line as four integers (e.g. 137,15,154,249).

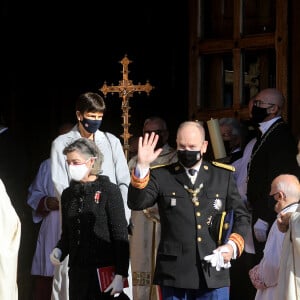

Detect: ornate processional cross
100,55,154,160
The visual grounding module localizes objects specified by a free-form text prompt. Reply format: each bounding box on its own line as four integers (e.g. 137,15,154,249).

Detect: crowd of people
1,88,300,300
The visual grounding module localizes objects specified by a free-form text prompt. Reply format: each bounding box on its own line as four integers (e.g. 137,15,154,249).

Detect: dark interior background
2,0,189,170
2,1,300,298
1,1,189,298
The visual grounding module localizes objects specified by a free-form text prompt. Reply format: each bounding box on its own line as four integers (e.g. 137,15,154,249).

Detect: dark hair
75,92,106,114
63,137,103,175
219,118,242,137
143,116,168,131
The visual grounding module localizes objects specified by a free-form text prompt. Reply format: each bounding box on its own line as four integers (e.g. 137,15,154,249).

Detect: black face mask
80,118,102,133
177,150,202,168
144,131,165,150
251,106,269,124
155,134,165,150
268,195,277,212
223,140,231,155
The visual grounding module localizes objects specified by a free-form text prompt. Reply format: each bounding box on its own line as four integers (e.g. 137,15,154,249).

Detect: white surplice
0,179,21,300
275,205,300,300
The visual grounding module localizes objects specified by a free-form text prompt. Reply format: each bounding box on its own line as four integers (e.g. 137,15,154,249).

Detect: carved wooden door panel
188,0,288,122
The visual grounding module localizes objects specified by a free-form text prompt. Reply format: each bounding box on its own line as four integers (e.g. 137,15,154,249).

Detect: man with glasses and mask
128,116,177,300
128,121,250,300
50,92,131,300
246,88,299,267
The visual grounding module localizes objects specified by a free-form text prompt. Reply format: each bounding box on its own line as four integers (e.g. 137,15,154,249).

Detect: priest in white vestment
275,183,300,300
0,178,21,300
249,174,300,300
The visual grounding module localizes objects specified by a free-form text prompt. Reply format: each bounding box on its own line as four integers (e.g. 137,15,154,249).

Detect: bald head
176,121,207,153
256,88,285,109
270,174,300,213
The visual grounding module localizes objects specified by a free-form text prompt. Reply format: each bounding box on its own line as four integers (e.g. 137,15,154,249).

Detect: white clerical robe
252,203,298,300
275,205,300,300
0,179,21,300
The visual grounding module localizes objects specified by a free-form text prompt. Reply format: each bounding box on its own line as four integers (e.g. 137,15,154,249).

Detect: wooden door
188,0,288,122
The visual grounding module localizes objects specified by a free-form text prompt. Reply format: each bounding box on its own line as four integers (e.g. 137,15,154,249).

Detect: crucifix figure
100,55,154,160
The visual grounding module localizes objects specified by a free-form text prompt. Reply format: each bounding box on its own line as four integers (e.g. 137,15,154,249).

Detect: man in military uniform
128,116,177,300
127,121,250,300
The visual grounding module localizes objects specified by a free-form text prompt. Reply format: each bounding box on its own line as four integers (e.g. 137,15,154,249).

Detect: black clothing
228,150,243,164
57,175,129,299
128,161,250,290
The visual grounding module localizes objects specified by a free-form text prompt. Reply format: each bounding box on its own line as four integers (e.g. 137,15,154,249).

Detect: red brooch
94,191,101,203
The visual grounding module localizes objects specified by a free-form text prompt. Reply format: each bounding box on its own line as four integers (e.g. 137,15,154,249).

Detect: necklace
184,183,204,205
247,121,284,181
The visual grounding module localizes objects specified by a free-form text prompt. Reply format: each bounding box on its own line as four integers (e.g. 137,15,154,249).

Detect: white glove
50,248,62,266
204,246,231,271
104,274,123,295
204,252,219,269
253,218,269,242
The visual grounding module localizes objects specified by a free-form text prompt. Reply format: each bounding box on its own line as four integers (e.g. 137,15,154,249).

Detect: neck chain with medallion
184,183,204,205
247,121,284,182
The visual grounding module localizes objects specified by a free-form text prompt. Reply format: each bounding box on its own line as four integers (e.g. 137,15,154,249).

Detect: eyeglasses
270,192,280,198
253,99,275,108
270,191,285,200
144,130,165,135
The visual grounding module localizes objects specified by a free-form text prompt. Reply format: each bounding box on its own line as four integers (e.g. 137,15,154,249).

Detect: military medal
94,191,101,203
171,198,177,206
191,189,200,204
213,196,222,211
184,183,203,205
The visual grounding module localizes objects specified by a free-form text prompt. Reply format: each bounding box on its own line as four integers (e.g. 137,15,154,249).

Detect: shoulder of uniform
150,164,168,170
211,161,235,172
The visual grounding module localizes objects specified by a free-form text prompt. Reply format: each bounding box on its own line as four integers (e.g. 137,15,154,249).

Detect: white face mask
69,163,89,181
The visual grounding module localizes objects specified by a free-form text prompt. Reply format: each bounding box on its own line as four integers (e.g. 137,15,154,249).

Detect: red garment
32,275,53,300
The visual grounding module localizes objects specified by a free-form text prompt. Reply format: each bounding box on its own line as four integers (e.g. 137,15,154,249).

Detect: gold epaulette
150,164,167,170
211,161,235,172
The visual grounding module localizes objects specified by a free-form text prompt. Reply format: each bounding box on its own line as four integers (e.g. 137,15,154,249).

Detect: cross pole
100,55,154,160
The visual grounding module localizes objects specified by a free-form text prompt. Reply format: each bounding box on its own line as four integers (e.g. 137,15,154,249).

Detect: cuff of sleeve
229,233,244,257
36,196,51,217
131,170,150,189
256,218,269,230
135,164,150,178
227,240,237,259
44,197,51,211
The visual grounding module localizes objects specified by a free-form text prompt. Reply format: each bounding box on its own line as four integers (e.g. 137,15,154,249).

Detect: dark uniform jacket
247,118,299,257
57,175,129,277
128,160,250,290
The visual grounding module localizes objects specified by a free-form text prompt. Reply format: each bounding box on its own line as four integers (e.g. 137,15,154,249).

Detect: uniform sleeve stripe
130,170,150,189
229,233,244,256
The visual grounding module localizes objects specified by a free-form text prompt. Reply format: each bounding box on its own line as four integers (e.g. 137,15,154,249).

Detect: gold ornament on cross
99,55,154,160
